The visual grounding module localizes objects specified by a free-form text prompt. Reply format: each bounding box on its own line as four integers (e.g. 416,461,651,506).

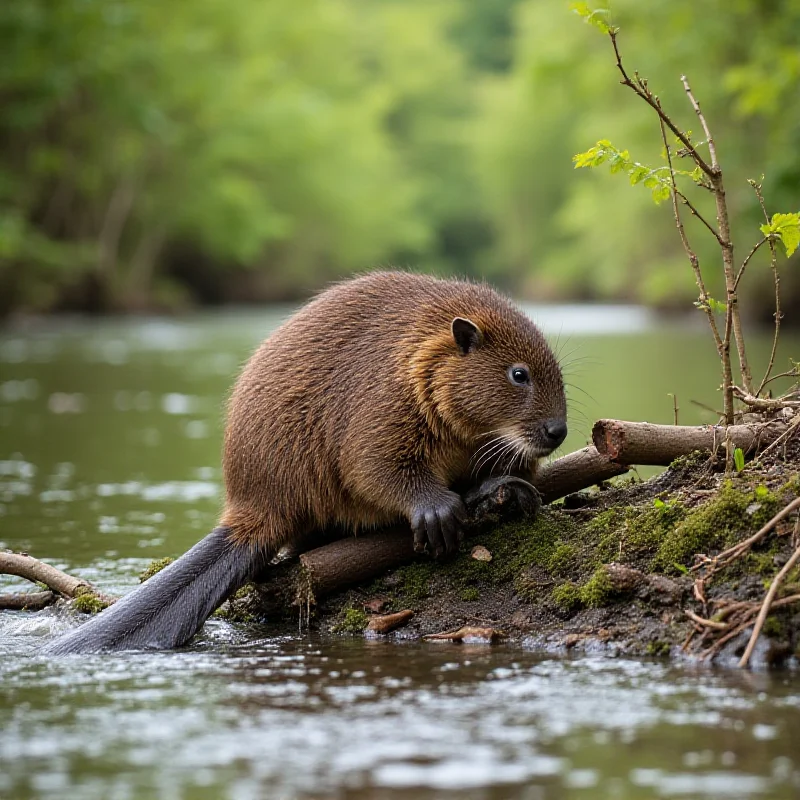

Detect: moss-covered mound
228,445,800,667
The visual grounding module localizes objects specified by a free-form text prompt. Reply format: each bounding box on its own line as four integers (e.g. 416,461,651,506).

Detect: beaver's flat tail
43,526,263,655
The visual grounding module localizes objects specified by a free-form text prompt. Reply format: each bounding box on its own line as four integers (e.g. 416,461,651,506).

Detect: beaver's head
429,305,567,471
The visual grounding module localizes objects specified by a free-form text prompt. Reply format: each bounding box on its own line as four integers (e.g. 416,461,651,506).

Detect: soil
221,433,800,669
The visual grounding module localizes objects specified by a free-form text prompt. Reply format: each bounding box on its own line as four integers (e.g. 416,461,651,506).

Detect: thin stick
685,609,727,630
669,393,679,426
0,552,116,605
680,74,752,399
610,31,714,178
732,386,800,411
674,189,725,245
734,237,769,291
0,590,55,610
761,368,799,390
695,497,800,573
739,546,800,668
752,181,783,396
658,119,723,356
0,552,91,598
750,413,800,465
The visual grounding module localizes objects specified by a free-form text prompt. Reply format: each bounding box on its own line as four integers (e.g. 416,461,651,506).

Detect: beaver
45,271,567,653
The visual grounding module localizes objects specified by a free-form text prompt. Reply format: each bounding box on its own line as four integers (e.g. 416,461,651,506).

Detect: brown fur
222,271,566,554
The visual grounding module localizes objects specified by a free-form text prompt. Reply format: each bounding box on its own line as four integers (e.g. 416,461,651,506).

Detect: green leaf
759,212,800,257
628,165,649,185
574,141,671,204
653,498,666,509
672,562,690,575
734,447,745,472
570,3,613,34
754,485,769,499
652,183,671,204
708,297,727,315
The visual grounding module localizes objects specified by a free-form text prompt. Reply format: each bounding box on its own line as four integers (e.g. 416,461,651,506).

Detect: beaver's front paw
410,491,467,559
463,475,541,527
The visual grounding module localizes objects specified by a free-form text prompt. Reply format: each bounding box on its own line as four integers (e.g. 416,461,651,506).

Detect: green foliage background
1,0,797,313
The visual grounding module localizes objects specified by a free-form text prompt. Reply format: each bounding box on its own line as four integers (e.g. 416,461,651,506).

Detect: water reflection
1,308,799,798
0,633,799,799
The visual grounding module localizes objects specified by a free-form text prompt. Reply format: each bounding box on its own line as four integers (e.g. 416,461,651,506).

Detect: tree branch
659,120,723,357
592,419,787,466
609,30,715,178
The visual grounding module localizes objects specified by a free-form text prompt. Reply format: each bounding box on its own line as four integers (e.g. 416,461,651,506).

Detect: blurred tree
472,0,800,310
0,0,797,314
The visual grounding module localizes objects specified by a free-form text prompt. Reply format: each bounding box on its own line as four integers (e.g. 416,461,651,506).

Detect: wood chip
365,609,414,634
423,626,502,643
470,545,492,562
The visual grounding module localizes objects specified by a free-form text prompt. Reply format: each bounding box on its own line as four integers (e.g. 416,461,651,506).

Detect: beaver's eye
509,365,530,385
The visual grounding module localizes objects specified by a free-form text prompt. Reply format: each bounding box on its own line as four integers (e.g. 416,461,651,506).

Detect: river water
1,306,799,799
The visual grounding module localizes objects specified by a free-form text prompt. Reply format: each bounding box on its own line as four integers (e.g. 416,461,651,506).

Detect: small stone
471,545,492,562
746,503,762,516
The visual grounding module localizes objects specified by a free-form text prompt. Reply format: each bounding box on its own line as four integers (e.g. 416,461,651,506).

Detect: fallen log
535,446,629,502
0,590,55,610
0,552,116,608
12,417,789,621
592,419,788,466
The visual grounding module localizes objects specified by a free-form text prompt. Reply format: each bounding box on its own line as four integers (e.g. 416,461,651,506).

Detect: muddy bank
220,444,800,669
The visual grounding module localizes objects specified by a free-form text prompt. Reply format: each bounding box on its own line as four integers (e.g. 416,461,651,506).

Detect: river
1,305,799,799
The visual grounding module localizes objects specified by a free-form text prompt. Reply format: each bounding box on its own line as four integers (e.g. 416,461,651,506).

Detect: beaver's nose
542,418,567,448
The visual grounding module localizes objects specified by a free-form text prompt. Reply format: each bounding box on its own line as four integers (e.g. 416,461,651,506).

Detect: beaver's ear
451,317,483,355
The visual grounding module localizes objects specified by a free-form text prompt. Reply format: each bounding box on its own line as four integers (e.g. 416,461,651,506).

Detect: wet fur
45,272,566,653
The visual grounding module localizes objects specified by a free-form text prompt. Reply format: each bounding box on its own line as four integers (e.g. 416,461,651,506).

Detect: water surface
1,306,799,799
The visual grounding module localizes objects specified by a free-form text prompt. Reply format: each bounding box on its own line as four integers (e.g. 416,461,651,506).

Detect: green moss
579,565,614,608
71,588,108,614
552,581,582,610
332,606,369,634
214,584,259,622
654,481,780,572
548,543,577,576
762,616,785,638
386,510,573,607
646,640,671,657
139,557,175,583
668,450,708,471
394,562,436,603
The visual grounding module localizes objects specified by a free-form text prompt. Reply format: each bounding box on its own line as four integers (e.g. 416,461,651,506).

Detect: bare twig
685,609,727,630
610,31,714,178
750,413,800,465
739,545,800,668
0,552,116,606
0,590,55,610
674,189,725,245
732,386,800,411
669,393,679,426
734,237,769,291
693,497,800,575
761,368,799,390
659,119,723,357
751,180,783,396
681,74,752,400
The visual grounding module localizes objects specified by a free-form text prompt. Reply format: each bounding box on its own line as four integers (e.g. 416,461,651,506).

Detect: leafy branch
572,4,799,424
